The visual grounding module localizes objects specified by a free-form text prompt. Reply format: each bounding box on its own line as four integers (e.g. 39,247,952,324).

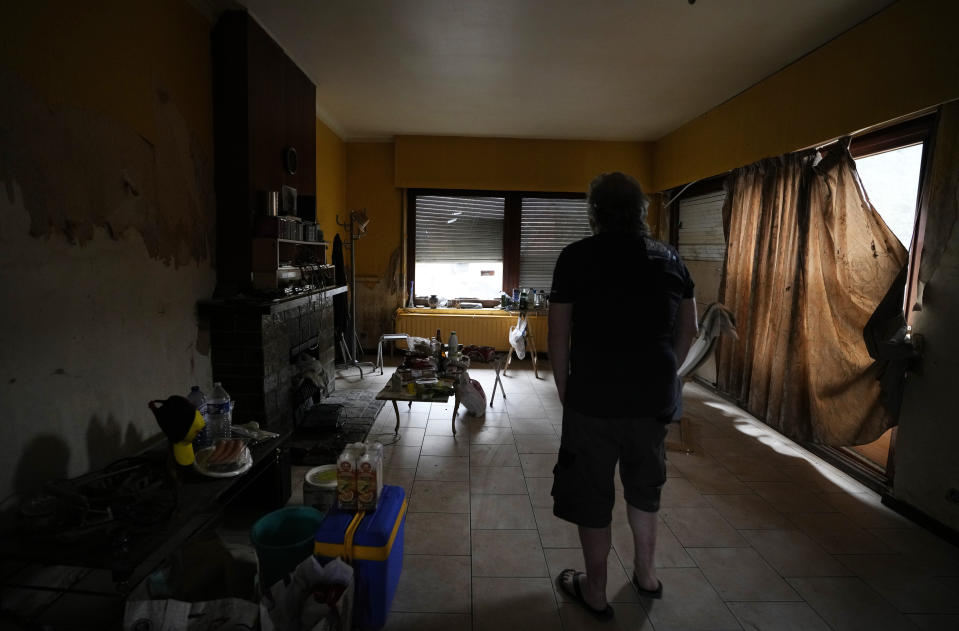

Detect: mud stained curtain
717,147,907,445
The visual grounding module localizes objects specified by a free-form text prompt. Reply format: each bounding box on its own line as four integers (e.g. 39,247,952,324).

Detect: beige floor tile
471,529,548,577
470,443,521,467
375,410,429,428
472,577,562,631
659,507,748,547
544,547,638,604
371,427,426,447
427,402,462,420
526,476,554,508
382,612,472,631
869,527,959,575
416,455,469,481
687,547,801,601
383,468,415,496
494,377,538,394
746,481,839,513
420,435,471,457
534,507,582,548
666,461,683,477
727,602,831,631
520,452,556,477
639,567,741,631
471,412,512,427
471,494,536,529
509,419,556,434
669,460,752,494
611,516,697,571
409,481,470,513
404,512,471,556
703,493,793,529
424,416,471,437
788,576,917,631
660,478,711,508
788,511,890,554
470,466,528,494
469,427,515,445
503,400,547,418
514,434,561,453
391,554,471,614
559,602,654,630
818,492,916,530
835,553,959,614
780,461,866,494
741,529,852,577
383,445,422,469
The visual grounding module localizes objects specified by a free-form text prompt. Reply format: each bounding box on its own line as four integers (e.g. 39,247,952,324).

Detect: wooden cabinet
212,11,317,296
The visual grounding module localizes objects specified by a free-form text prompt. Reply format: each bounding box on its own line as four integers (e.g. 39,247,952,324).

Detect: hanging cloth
717,146,907,445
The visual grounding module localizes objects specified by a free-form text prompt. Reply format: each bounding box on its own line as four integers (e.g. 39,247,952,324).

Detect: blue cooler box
314,485,407,629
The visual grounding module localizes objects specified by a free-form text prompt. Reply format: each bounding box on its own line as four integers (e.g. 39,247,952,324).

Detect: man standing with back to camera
548,172,698,619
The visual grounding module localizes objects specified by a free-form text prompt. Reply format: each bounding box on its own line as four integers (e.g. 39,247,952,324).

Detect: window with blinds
414,195,505,262
519,197,592,291
414,195,505,299
677,191,727,261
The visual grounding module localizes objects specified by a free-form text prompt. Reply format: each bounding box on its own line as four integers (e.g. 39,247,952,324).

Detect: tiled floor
293,357,959,631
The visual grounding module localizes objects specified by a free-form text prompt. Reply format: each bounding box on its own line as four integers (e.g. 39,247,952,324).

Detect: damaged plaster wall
0,2,216,511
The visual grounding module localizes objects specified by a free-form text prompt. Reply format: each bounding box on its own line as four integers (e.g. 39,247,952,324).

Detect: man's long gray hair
587,172,651,235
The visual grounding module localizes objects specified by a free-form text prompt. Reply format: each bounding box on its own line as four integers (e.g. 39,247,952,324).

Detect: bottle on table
207,381,232,442
187,385,211,449
448,330,458,360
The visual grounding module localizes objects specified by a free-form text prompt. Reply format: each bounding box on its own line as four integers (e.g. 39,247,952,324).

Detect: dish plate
193,445,253,478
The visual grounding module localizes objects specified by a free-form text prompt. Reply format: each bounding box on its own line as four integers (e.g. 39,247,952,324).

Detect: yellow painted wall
346,142,403,278
396,136,655,193
1,0,213,158
653,0,959,191
315,118,346,244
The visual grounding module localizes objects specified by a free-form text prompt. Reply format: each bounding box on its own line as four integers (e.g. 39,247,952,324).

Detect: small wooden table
375,379,462,435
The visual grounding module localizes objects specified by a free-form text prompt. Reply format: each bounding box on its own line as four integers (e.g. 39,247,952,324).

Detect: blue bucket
250,506,325,591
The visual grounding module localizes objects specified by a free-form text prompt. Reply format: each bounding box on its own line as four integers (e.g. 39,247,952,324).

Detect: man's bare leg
627,504,659,590
577,524,611,610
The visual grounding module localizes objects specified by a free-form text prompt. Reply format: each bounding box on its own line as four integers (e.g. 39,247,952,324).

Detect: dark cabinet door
283,59,316,199
247,17,286,201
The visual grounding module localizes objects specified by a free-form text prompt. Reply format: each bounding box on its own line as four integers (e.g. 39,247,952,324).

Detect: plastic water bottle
448,331,458,360
207,382,232,441
187,386,211,449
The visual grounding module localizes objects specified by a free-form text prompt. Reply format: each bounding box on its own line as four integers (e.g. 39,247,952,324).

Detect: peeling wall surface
0,3,215,512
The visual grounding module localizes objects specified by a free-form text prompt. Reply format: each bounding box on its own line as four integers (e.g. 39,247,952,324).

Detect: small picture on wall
282,185,297,216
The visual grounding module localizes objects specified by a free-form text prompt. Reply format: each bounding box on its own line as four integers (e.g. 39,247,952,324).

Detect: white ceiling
234,0,894,142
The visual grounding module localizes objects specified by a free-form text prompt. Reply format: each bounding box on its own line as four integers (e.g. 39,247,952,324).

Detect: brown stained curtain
718,146,907,445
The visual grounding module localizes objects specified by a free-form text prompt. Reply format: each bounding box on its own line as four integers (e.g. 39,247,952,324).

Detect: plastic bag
508,317,528,360
458,374,487,416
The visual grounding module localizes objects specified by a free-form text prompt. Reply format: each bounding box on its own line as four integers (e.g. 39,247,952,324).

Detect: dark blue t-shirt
550,232,695,418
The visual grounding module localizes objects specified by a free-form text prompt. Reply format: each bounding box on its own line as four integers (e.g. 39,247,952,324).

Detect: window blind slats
519,197,591,290
678,191,726,261
415,196,505,263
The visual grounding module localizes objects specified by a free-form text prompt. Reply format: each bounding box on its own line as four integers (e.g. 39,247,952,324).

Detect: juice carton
357,442,384,511
337,443,362,510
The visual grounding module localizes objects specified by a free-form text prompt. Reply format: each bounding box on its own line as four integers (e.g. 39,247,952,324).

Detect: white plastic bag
508,317,528,360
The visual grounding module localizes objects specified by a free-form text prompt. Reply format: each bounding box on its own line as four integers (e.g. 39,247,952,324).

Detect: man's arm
548,302,573,404
672,298,698,367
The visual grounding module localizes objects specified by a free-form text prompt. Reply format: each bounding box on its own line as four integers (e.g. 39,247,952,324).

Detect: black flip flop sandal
557,568,614,620
632,572,663,599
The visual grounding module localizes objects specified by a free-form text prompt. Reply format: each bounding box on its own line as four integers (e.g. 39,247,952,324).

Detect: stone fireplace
199,287,343,430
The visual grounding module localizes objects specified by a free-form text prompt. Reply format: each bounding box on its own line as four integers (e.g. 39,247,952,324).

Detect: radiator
394,308,548,352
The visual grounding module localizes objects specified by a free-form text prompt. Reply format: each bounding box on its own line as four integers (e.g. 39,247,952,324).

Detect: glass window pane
855,143,923,248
